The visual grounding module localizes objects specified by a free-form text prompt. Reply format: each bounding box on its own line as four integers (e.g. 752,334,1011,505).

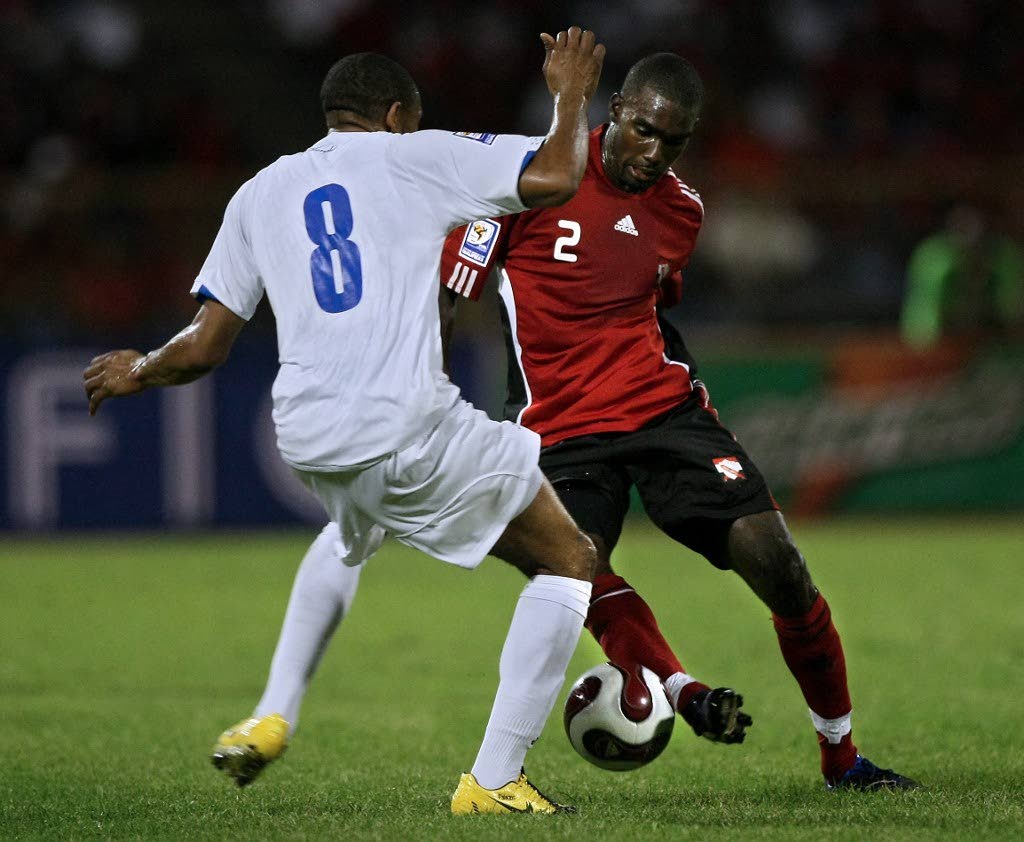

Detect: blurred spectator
901,205,1024,348
697,191,821,323
2,0,1023,340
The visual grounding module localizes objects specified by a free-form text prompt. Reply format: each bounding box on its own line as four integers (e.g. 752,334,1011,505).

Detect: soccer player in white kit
84,29,606,815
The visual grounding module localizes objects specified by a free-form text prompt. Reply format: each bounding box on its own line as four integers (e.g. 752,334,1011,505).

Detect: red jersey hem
537,401,689,448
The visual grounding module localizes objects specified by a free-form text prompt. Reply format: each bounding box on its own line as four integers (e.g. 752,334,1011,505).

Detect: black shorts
538,396,777,569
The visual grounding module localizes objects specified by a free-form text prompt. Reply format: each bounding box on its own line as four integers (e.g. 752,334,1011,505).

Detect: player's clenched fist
540,26,605,101
84,349,145,415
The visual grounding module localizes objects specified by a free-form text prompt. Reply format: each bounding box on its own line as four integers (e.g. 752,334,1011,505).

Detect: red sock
773,593,858,780
585,573,709,711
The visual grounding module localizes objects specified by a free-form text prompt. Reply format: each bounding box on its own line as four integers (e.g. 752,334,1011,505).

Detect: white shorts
294,399,543,569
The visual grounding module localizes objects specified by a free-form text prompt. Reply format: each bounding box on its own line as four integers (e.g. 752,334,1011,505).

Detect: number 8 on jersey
303,183,363,313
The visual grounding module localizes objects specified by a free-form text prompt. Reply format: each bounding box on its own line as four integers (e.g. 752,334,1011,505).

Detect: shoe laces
517,770,551,804
854,756,896,780
517,770,573,812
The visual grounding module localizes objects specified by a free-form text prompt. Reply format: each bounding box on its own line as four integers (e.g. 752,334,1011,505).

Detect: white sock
809,708,852,744
470,574,592,789
253,523,363,732
664,671,700,710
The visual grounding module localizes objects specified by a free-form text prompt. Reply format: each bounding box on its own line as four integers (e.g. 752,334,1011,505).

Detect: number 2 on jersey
303,184,363,313
553,220,580,263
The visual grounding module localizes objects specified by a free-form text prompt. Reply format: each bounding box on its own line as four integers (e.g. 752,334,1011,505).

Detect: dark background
4,0,1022,341
2,1,1022,528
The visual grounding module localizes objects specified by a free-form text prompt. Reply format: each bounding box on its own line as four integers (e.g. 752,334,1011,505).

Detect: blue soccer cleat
826,755,920,791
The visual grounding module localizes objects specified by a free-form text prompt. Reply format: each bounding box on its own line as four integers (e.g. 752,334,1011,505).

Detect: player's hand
692,378,720,422
84,350,146,415
540,26,605,102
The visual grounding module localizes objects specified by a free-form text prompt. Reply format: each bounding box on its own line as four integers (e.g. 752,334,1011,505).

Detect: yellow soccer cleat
210,713,290,787
450,770,576,815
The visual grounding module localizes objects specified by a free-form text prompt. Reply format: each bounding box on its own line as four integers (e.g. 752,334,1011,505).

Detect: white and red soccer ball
563,662,675,771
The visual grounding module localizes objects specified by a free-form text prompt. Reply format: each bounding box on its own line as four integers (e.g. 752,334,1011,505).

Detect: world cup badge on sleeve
458,219,502,267
453,131,497,145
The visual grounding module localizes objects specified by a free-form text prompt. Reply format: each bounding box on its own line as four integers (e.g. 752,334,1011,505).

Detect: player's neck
600,135,635,194
329,122,375,134
326,112,384,133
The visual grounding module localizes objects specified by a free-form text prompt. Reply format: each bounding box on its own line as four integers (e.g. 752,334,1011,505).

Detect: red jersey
441,125,704,447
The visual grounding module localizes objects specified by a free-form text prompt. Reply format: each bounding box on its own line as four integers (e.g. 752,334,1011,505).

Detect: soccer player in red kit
439,53,917,791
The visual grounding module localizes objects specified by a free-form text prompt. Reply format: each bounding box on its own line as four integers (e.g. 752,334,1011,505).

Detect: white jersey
192,129,542,469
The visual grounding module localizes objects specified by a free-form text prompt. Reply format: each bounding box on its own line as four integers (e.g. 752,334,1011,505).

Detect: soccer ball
563,662,675,771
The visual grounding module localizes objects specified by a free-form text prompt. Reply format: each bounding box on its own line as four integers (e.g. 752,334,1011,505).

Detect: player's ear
678,113,699,153
384,101,404,133
609,93,623,123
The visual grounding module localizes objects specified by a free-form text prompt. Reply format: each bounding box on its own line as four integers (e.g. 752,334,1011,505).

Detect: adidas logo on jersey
614,215,639,236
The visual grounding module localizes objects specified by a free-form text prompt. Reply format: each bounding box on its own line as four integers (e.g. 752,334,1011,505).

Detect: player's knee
769,533,808,586
730,512,816,613
734,514,802,582
764,537,817,615
547,529,596,582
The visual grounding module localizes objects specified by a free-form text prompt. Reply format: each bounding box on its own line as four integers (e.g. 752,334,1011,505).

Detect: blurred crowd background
3,0,1022,345
2,0,1023,529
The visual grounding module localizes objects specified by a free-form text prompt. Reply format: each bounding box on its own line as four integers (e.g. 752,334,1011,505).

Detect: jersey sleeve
659,178,705,308
190,180,264,320
671,182,704,270
391,130,543,231
439,217,508,301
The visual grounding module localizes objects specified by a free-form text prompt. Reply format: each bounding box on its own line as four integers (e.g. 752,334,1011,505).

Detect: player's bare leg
726,510,918,789
452,481,595,814
584,534,751,744
488,481,595,580
725,511,816,617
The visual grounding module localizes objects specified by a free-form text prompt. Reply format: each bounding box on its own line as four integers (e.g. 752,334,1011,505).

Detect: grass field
3,517,1023,840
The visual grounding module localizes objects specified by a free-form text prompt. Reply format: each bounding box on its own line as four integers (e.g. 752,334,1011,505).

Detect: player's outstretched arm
84,300,245,415
518,26,605,208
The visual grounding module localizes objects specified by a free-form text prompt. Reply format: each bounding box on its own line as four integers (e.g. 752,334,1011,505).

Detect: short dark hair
320,53,419,121
621,53,704,113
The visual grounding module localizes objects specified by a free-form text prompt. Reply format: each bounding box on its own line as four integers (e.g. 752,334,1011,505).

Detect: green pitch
3,518,1022,840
